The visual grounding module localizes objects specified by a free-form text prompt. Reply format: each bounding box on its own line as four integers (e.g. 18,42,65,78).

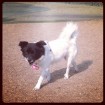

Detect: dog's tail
59,22,78,41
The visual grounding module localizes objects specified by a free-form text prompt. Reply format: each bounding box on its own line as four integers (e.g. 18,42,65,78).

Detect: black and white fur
19,22,78,90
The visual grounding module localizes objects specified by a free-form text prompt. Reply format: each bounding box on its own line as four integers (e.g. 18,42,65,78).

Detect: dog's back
49,22,78,61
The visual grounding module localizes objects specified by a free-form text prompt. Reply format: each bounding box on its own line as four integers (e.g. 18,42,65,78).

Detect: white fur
33,22,78,90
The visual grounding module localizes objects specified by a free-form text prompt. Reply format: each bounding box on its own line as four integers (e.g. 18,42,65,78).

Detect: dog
19,22,78,90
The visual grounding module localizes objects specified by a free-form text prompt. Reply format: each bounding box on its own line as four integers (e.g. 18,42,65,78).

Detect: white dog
19,22,78,90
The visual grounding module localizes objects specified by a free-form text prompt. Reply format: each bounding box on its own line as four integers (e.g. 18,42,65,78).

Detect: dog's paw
33,85,40,90
33,87,40,90
64,74,69,79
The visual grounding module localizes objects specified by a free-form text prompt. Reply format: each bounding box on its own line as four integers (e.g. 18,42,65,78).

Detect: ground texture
3,19,103,103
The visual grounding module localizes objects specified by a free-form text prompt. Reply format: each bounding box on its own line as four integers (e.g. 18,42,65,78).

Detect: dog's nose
28,59,34,64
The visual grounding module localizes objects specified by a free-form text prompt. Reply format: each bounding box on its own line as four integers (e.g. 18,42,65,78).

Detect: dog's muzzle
32,63,39,70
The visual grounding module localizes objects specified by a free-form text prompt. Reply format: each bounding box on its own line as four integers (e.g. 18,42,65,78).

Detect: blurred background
3,2,103,23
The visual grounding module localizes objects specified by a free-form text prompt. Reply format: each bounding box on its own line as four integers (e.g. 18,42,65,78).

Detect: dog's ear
36,40,46,48
19,41,28,49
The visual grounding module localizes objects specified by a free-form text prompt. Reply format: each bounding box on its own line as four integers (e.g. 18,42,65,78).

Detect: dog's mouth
28,59,40,70
31,63,39,70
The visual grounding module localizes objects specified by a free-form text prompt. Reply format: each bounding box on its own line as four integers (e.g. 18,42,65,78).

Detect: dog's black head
19,40,46,65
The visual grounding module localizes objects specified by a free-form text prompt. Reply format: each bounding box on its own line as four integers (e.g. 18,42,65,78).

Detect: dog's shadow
42,60,93,87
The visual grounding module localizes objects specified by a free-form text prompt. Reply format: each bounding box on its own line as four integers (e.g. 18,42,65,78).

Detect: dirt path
3,19,103,102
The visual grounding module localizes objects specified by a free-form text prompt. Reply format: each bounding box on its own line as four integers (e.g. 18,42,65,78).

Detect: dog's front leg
33,70,46,90
45,69,51,82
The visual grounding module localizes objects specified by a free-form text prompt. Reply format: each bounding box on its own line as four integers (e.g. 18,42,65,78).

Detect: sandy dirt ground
3,19,103,103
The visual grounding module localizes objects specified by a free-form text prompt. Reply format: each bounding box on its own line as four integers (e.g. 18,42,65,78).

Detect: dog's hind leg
64,47,77,79
72,60,78,72
64,55,72,79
